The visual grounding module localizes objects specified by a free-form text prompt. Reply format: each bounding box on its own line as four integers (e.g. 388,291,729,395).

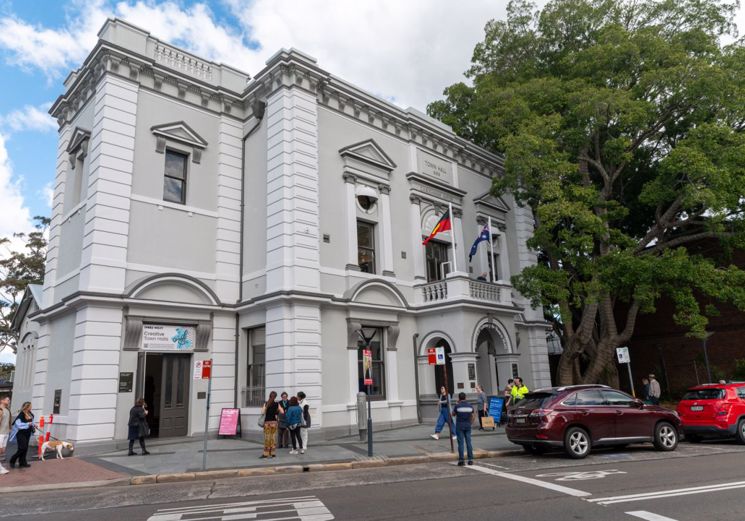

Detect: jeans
456,425,473,463
289,428,303,450
10,430,31,466
434,407,454,434
128,437,147,453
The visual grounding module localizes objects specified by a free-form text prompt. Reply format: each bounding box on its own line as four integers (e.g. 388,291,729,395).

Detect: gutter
413,333,421,424
234,100,267,408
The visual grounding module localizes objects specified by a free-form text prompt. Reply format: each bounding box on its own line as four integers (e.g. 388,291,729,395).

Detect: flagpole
488,216,497,283
449,202,458,273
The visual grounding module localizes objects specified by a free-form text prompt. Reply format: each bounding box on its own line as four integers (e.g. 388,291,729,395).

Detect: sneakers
457,461,465,466
289,449,298,455
468,461,474,466
430,433,439,440
0,467,8,475
300,449,305,454
452,435,457,440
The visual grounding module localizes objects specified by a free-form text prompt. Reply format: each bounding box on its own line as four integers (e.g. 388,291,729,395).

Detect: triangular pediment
339,139,396,172
66,127,91,153
151,121,208,148
474,191,510,213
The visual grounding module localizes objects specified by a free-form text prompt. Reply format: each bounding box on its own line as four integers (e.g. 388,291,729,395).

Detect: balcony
415,274,513,306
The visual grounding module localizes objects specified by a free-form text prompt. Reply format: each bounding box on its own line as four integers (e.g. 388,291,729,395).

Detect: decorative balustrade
469,280,502,302
421,280,448,302
154,44,213,81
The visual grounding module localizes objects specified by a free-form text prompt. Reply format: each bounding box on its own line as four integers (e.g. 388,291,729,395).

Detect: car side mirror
632,399,644,409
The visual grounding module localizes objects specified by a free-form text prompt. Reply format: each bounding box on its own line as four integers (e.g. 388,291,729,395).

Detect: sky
0,0,743,366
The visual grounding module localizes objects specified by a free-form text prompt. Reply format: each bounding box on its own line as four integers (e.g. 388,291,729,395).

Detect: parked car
676,383,745,443
506,384,680,459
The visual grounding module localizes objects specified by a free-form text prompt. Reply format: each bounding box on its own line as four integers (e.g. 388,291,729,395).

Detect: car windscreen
681,388,725,400
514,392,554,410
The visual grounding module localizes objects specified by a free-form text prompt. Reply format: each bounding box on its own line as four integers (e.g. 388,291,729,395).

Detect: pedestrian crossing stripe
147,495,334,520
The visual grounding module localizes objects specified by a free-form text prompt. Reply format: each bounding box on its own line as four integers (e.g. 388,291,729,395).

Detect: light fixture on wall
356,185,378,211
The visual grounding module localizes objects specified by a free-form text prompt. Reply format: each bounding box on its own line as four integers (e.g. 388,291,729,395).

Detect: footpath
0,423,517,492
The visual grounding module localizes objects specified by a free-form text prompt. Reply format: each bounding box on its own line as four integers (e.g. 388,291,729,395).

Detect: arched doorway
420,334,455,395
473,318,512,395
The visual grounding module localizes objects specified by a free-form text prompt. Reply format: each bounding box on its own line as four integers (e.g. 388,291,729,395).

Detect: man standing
297,391,311,450
648,374,661,405
452,392,475,466
510,377,529,405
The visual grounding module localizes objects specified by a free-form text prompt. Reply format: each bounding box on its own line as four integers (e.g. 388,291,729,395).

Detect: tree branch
617,300,641,344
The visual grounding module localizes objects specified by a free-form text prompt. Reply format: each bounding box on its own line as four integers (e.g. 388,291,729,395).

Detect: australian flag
468,225,491,262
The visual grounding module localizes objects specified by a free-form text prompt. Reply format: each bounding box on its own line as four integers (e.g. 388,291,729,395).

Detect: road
8,441,745,520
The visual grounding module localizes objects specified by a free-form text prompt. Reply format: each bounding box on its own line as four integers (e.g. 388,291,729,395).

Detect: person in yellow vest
510,377,529,404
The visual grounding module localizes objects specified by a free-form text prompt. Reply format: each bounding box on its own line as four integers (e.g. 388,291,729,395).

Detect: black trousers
478,409,486,428
278,427,289,448
128,436,147,452
10,430,31,466
290,428,303,450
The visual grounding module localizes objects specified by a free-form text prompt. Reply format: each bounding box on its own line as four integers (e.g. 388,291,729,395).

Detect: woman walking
9,402,35,468
285,397,304,455
128,398,151,456
261,391,284,458
430,386,456,441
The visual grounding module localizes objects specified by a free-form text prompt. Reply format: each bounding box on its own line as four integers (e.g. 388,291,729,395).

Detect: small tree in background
0,216,49,354
429,0,745,385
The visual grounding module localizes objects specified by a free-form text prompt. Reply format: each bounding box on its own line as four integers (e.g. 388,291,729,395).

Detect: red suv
506,384,681,459
677,383,745,443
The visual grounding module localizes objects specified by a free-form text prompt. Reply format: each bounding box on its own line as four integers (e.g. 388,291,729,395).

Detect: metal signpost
198,359,213,470
616,347,635,398
358,329,376,457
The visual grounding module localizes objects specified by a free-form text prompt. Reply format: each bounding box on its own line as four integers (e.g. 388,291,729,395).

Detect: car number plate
515,418,526,424
690,406,704,411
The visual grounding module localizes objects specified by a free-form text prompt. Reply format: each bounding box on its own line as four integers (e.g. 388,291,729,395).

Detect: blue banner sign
488,396,504,424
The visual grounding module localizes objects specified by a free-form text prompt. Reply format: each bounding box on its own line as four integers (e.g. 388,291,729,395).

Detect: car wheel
654,422,679,451
736,420,745,445
686,433,702,443
564,427,591,459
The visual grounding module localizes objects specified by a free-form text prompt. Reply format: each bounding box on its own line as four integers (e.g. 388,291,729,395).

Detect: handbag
257,404,266,428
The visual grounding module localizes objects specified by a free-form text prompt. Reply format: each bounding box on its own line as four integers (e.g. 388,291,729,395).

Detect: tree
0,216,49,353
429,0,745,385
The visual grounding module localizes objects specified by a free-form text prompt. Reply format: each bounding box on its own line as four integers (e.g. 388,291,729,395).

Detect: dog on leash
40,440,74,461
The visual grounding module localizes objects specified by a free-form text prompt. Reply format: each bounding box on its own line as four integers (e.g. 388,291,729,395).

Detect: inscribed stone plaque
417,149,453,184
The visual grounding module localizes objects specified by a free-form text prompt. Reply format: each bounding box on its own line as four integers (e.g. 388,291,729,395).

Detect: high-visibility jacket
511,385,529,402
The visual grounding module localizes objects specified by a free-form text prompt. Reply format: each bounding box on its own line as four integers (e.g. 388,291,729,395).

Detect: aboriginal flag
422,210,452,245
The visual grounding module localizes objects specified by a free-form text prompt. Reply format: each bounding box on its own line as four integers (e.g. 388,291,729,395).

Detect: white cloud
0,104,56,133
42,182,54,209
0,134,33,244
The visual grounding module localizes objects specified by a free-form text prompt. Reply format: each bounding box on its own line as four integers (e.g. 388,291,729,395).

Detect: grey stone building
13,18,551,443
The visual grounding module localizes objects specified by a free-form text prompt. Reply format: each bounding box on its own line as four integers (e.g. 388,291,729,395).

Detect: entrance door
159,354,190,438
143,353,191,438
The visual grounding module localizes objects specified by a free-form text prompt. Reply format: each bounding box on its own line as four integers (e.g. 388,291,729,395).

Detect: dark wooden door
159,355,190,437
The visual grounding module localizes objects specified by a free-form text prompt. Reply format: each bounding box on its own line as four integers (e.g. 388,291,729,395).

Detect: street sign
427,347,436,365
435,346,446,366
362,349,373,385
194,359,212,380
616,347,630,364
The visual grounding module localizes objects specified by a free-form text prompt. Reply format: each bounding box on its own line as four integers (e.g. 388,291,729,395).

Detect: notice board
487,396,504,424
218,408,241,437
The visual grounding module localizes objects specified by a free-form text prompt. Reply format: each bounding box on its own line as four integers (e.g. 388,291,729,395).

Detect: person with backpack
285,397,304,455
297,391,311,450
451,392,475,466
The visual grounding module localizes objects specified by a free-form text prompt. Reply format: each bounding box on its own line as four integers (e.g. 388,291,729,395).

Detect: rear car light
535,433,549,440
529,409,552,420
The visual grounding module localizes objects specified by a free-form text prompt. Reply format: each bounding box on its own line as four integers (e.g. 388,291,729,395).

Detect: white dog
40,440,74,461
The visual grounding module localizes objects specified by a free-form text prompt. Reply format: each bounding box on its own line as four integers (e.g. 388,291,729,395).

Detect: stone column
409,196,426,280
379,185,395,277
449,352,479,395
344,173,359,270
497,229,511,283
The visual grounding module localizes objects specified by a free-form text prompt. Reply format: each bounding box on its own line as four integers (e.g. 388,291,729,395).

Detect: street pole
449,202,458,273
443,364,454,453
626,361,636,398
367,383,373,457
703,333,713,383
202,367,212,471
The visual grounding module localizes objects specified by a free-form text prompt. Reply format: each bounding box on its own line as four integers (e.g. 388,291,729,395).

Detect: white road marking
625,511,679,521
147,496,334,520
536,469,627,481
467,464,592,497
589,480,745,505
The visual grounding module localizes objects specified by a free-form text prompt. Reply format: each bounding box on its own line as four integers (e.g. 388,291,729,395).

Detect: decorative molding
151,121,208,163
407,171,465,207
339,139,396,173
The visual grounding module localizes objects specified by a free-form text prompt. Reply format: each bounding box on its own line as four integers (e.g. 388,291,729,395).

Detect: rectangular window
358,327,385,399
425,240,450,282
245,327,266,407
163,150,188,204
488,249,500,282
357,220,376,273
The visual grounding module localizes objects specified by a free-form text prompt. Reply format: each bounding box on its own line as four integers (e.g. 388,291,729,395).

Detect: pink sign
218,408,240,436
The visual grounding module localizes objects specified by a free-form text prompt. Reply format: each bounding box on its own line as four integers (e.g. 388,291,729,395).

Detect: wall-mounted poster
142,324,196,351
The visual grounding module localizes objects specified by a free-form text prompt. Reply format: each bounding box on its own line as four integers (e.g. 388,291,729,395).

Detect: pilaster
344,174,359,270
379,186,395,276
409,196,426,280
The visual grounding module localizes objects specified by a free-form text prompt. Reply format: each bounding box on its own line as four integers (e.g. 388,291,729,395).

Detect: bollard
38,436,44,459
357,392,368,441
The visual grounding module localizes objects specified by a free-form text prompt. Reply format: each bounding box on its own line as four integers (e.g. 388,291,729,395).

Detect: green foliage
733,359,745,381
0,216,49,352
429,0,745,382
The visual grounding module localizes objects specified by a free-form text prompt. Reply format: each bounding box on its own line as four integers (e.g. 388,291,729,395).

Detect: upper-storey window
163,150,188,204
357,220,376,273
425,240,449,282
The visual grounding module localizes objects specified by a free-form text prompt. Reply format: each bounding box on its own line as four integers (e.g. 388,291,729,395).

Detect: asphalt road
9,441,745,521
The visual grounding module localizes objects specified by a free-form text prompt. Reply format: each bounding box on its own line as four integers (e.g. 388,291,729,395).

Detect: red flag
422,210,452,245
